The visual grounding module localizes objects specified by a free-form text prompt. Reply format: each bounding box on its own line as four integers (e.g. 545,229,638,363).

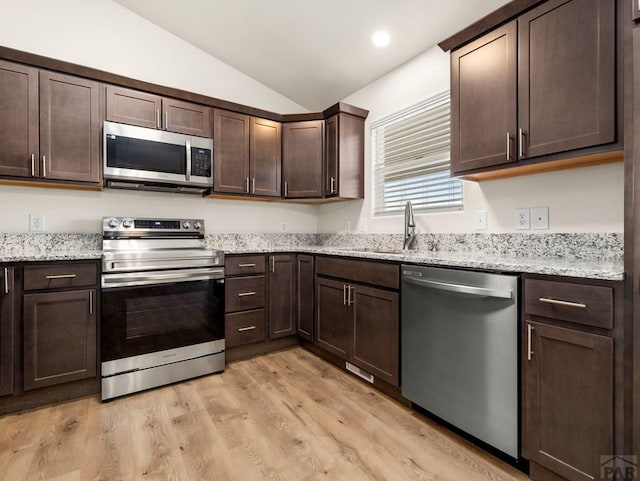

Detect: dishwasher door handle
402,276,513,299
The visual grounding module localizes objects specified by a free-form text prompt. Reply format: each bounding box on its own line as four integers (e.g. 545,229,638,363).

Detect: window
372,90,462,215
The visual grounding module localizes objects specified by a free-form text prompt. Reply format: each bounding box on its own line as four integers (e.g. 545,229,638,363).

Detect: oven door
101,272,224,365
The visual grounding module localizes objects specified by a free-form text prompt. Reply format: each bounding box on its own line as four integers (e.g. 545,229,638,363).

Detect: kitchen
0,0,634,480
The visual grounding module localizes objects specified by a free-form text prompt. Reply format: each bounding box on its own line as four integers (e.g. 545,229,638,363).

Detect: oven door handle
102,268,224,288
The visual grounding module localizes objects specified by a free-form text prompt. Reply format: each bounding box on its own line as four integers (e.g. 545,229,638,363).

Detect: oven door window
101,279,224,362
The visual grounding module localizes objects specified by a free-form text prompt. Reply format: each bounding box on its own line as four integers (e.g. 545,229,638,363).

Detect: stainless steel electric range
100,217,225,401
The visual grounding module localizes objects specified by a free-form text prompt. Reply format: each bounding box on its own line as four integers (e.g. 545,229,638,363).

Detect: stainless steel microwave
103,121,213,194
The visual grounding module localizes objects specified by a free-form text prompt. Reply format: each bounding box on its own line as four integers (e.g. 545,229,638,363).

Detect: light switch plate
473,210,487,230
531,207,549,230
515,208,530,230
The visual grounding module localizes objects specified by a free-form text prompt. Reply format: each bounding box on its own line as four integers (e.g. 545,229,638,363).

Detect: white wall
318,46,624,234
0,0,318,234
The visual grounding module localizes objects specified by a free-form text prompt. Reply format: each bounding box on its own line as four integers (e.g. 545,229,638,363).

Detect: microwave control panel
191,147,212,177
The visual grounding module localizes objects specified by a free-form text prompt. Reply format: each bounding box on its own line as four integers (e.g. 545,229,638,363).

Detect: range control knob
107,218,119,229
193,221,202,230
122,218,134,228
182,221,191,229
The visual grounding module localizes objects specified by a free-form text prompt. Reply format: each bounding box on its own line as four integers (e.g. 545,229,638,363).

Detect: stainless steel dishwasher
401,265,519,459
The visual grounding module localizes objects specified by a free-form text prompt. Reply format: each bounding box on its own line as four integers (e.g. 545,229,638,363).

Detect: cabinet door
523,321,613,481
315,277,351,359
518,0,615,159
297,255,314,342
213,109,250,194
23,289,97,390
351,285,399,386
325,114,365,199
163,98,212,137
106,85,161,129
251,117,282,197
451,22,517,173
283,120,323,198
40,71,102,183
0,60,39,178
0,267,15,397
324,115,339,196
268,255,296,339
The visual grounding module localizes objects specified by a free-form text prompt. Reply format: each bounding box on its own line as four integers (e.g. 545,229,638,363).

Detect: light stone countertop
225,246,624,281
0,246,623,281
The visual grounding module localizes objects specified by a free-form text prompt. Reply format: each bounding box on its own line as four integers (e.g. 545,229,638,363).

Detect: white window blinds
372,90,462,215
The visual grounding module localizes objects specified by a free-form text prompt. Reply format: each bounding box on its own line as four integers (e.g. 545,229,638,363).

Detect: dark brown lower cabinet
268,254,296,339
0,267,15,397
524,321,613,481
296,255,314,341
351,285,399,385
315,271,399,387
23,289,97,390
316,277,352,358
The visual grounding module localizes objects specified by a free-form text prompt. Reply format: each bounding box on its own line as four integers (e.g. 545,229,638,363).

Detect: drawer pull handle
238,326,256,332
238,263,256,268
538,297,586,309
238,291,256,297
45,274,77,280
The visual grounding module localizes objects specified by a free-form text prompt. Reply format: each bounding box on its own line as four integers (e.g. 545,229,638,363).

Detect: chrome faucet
403,201,416,250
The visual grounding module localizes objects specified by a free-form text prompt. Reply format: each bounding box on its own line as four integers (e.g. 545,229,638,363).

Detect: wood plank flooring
0,347,530,481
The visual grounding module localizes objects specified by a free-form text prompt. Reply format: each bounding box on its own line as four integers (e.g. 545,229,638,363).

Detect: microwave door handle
185,139,192,181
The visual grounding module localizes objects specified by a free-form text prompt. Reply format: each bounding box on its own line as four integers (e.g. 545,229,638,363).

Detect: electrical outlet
473,210,487,230
515,208,530,230
344,220,351,232
280,221,287,232
531,207,549,230
29,213,45,232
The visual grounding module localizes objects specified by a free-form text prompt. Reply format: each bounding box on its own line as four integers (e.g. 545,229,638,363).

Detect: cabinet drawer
225,276,266,312
225,309,266,347
316,256,399,289
24,262,98,291
225,255,266,276
524,279,613,329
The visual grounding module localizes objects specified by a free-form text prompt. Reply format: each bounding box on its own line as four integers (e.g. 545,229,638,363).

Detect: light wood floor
0,347,530,481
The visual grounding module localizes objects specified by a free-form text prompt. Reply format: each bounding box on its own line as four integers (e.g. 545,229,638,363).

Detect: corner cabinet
0,60,103,184
296,255,315,342
315,257,400,386
213,109,281,198
283,120,324,198
0,267,15,397
283,113,365,200
522,275,624,481
450,0,616,176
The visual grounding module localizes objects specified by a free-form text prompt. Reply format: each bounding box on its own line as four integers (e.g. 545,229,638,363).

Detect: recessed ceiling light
371,30,391,48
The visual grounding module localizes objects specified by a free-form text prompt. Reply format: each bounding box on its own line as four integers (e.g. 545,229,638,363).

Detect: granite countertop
0,245,623,281
226,246,624,281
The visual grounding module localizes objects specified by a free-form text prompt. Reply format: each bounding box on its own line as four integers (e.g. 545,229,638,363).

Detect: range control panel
102,217,205,234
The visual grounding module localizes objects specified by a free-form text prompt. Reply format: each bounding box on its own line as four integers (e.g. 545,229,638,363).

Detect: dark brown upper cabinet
450,0,616,176
0,60,102,184
106,85,212,138
324,113,365,199
213,109,281,198
283,120,324,198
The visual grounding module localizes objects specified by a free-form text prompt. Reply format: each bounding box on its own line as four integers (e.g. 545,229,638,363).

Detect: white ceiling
114,0,511,111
